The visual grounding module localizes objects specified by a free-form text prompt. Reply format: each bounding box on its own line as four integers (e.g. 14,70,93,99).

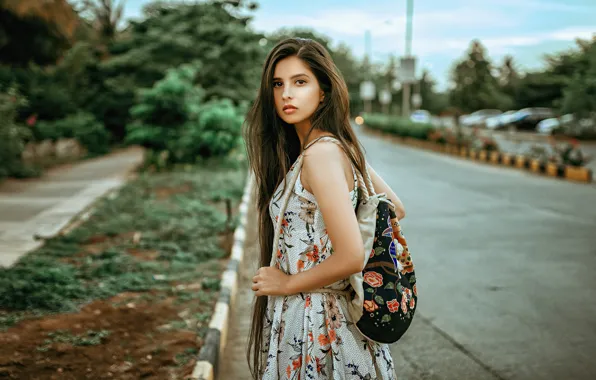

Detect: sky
122,0,596,90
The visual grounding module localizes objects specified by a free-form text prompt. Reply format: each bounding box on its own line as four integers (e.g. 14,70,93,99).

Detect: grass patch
174,347,199,367
36,329,111,352
0,161,246,325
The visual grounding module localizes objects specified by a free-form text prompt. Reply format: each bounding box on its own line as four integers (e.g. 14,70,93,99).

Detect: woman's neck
295,123,334,152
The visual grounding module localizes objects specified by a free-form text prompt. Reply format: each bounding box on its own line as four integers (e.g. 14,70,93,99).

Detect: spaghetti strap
302,135,337,151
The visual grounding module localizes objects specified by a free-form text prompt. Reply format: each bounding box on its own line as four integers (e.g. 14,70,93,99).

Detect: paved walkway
219,196,259,380
0,147,144,267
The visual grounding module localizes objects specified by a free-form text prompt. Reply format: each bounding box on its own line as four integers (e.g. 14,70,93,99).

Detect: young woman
244,37,405,379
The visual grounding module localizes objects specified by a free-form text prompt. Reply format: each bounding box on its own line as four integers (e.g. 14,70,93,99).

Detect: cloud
419,27,595,55
246,1,594,90
489,0,596,13
249,7,517,38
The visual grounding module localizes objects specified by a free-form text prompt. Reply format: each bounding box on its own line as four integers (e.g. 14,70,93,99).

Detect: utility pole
405,0,413,56
360,30,375,114
364,30,372,113
401,0,414,118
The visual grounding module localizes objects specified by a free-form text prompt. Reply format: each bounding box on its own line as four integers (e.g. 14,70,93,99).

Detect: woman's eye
273,80,305,87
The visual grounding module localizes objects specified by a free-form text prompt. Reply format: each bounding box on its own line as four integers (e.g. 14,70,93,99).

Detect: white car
486,110,517,130
460,109,502,128
410,110,431,124
536,114,575,135
536,118,560,135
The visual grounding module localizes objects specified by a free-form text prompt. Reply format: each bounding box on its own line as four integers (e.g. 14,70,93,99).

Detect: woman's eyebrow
272,73,310,80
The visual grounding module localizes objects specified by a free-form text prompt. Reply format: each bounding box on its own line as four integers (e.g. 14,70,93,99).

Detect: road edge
0,147,144,268
364,127,593,183
190,171,253,380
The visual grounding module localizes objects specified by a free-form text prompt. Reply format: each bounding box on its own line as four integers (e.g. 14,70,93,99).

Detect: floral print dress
261,146,398,380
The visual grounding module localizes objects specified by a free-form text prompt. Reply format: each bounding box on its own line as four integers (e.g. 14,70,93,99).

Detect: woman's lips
283,107,297,114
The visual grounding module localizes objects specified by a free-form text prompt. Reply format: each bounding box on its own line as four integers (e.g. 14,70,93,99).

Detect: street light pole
401,0,414,118
405,0,413,56
364,30,372,113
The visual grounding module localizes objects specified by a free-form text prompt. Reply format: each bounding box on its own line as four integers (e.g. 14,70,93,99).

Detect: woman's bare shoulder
301,141,352,192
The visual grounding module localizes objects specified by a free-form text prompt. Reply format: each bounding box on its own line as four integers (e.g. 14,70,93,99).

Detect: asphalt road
355,125,596,380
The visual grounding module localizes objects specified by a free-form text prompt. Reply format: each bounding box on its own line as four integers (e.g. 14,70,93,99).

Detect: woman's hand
251,266,293,297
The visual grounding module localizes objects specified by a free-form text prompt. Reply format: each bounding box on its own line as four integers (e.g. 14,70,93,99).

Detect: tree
498,55,520,104
105,1,264,101
514,71,567,109
83,1,264,139
376,55,399,114
0,0,79,65
77,0,126,54
0,87,35,179
561,37,596,118
418,69,447,115
515,37,595,112
332,42,366,115
449,40,512,112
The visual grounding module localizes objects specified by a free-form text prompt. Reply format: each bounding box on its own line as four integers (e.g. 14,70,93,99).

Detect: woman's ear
320,91,325,103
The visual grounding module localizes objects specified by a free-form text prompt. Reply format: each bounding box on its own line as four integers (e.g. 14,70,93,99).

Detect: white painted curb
190,171,253,380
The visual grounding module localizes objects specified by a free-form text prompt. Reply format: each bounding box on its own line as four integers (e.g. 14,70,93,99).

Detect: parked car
536,118,560,135
410,110,432,124
509,107,554,130
485,110,517,130
460,109,502,128
537,114,594,136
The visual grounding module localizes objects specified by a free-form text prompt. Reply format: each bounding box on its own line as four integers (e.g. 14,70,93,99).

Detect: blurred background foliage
0,0,594,179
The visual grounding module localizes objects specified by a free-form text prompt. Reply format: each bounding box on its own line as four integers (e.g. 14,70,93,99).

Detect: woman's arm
285,142,365,295
366,163,406,220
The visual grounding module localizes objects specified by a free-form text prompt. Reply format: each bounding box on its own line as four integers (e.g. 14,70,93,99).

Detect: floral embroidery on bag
386,299,400,313
363,271,383,288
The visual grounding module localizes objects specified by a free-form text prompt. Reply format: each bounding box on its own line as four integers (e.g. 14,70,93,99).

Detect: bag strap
269,153,304,268
269,135,375,269
308,136,376,200
269,136,328,268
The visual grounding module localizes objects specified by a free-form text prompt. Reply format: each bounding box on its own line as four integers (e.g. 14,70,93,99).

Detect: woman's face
272,56,324,126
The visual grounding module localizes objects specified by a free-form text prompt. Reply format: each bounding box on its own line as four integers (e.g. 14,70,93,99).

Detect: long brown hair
243,37,368,379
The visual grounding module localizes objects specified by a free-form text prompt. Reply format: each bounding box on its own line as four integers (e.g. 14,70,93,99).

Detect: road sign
412,93,422,108
379,89,392,105
399,57,417,84
360,81,376,100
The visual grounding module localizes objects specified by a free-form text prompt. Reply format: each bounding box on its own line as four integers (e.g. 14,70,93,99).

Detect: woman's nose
282,86,293,100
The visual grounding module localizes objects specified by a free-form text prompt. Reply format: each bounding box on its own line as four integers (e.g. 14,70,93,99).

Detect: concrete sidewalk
0,147,144,267
219,198,259,380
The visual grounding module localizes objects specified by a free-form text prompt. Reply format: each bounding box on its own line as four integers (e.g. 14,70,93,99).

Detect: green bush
172,99,244,162
126,64,202,153
127,64,243,167
0,87,39,179
1,65,77,123
34,112,111,155
362,113,435,140
1,45,131,143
